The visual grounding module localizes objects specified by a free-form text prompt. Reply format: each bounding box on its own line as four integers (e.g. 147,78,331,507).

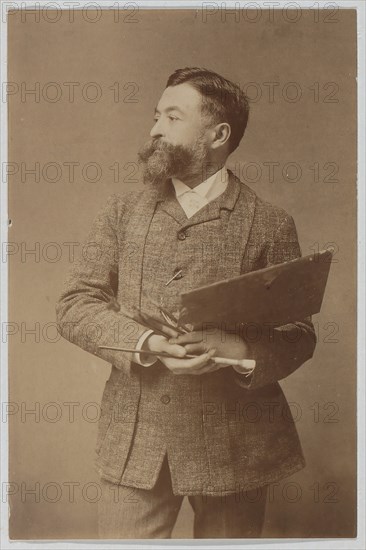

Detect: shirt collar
171,166,228,200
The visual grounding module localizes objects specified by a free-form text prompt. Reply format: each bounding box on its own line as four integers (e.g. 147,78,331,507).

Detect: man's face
150,83,207,146
138,83,212,184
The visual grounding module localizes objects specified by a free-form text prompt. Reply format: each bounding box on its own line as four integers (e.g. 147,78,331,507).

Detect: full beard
137,134,209,185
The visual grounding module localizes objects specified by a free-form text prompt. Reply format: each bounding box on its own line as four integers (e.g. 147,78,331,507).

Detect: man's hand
144,334,219,375
169,326,249,361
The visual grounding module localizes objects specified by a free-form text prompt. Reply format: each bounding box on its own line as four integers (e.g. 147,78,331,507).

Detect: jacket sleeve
234,214,317,390
55,194,148,374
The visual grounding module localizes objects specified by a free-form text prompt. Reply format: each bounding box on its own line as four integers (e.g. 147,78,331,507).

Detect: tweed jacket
56,170,316,496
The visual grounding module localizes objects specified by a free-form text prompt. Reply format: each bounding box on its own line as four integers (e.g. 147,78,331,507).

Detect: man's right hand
144,334,217,375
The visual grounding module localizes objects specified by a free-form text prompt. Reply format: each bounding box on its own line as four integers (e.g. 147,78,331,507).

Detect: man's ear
210,122,231,150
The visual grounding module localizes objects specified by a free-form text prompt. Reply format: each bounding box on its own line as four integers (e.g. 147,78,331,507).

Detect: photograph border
0,1,364,548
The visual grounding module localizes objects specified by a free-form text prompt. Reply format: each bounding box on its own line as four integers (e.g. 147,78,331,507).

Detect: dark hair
166,67,250,154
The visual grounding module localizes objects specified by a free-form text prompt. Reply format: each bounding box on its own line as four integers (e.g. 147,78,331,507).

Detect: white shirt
171,165,229,218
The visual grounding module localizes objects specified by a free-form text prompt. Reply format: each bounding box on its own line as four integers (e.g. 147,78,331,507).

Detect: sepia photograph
1,0,364,547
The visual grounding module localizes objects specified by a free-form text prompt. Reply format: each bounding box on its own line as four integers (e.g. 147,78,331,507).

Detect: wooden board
180,250,333,328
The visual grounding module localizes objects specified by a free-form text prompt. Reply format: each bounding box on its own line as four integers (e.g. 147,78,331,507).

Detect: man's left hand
169,326,249,365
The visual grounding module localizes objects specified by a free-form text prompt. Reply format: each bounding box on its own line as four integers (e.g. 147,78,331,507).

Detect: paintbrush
98,345,256,371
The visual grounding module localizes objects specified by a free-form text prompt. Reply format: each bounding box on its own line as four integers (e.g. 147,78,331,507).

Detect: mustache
137,135,208,185
137,139,178,163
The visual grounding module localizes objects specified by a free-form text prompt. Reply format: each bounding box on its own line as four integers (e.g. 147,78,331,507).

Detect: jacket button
160,395,171,404
178,231,187,241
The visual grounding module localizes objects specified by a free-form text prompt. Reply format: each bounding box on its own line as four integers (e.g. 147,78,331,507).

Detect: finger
169,331,203,345
162,351,211,371
183,342,209,354
156,325,180,338
191,361,224,375
181,349,216,370
139,313,179,338
160,342,187,358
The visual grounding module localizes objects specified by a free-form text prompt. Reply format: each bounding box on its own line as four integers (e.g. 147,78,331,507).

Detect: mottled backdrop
7,7,357,539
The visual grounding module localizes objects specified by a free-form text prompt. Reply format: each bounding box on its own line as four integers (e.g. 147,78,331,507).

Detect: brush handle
212,357,256,369
98,346,255,370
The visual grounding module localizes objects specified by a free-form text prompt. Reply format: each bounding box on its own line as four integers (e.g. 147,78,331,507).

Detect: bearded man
56,67,316,539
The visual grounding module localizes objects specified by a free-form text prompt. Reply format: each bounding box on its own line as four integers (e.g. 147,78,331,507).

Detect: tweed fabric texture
56,170,316,495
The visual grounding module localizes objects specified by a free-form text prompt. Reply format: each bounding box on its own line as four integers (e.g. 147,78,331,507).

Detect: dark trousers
98,456,268,539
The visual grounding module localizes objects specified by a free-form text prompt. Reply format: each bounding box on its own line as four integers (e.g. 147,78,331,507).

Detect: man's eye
168,116,179,121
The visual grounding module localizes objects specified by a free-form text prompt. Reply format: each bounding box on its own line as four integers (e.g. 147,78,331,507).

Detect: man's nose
150,118,164,138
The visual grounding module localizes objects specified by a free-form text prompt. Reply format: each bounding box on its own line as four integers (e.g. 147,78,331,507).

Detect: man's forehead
156,83,203,113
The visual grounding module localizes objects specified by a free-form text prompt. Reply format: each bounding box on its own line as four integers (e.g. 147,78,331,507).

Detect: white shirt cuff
132,329,158,367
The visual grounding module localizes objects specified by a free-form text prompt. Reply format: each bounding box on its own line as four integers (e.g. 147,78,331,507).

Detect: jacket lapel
119,171,257,308
215,170,257,280
156,180,189,225
119,185,162,310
